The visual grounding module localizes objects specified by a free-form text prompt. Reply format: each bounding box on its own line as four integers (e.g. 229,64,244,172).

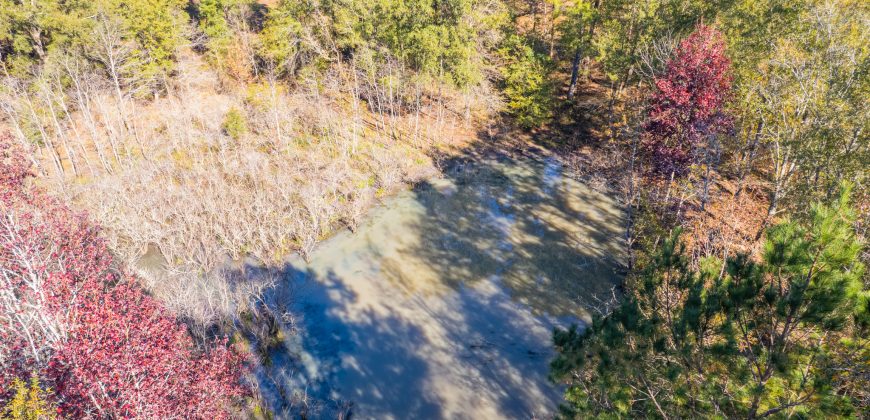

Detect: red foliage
644,24,732,177
0,138,247,418
0,136,31,192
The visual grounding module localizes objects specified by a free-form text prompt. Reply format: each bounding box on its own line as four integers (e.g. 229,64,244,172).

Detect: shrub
1,375,56,420
0,139,249,418
222,107,249,140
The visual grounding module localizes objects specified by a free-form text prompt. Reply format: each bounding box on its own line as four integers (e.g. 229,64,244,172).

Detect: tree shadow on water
259,263,582,419
387,150,626,318
249,147,627,419
253,265,444,419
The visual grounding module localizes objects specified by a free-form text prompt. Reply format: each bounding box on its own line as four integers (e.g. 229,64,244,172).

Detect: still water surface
263,152,626,419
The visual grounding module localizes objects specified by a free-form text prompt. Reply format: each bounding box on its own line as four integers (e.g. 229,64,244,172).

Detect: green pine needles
498,35,554,130
551,185,868,418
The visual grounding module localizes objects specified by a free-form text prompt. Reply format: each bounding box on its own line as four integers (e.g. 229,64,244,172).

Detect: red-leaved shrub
0,135,247,418
644,24,732,177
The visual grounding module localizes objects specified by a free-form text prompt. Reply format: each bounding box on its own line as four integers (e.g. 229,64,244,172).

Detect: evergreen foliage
551,186,868,418
257,0,503,86
498,35,553,129
101,0,187,82
0,0,93,75
222,107,248,140
0,0,186,90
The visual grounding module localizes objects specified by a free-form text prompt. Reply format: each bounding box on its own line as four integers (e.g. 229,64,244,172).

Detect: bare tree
90,11,148,161
0,68,46,176
61,56,115,173
754,2,867,231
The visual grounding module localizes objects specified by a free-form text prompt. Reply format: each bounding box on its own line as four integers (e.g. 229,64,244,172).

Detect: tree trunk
92,94,126,166
28,27,46,59
735,120,763,199
64,59,113,173
625,130,640,271
52,81,96,176
701,150,711,211
549,4,557,58
567,48,582,100
607,81,619,141
109,66,147,162
41,87,80,177
756,184,781,240
531,1,538,34
700,134,720,212
22,92,65,177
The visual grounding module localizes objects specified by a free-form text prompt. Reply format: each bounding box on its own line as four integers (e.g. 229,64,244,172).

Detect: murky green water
260,151,626,419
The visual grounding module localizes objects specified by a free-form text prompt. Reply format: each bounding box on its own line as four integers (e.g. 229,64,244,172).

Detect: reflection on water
262,152,626,419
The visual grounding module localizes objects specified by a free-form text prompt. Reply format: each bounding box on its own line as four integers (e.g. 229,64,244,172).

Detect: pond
258,150,626,419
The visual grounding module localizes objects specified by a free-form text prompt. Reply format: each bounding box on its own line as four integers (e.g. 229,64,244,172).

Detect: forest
0,0,867,418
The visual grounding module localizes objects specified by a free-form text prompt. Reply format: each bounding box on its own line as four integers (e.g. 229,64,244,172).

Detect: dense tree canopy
254,0,504,86
0,0,866,416
0,0,187,91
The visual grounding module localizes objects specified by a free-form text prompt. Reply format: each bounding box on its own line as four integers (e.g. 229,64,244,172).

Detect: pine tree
498,34,554,129
551,185,867,418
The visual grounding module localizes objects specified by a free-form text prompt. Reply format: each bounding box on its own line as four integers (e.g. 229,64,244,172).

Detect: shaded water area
256,149,627,419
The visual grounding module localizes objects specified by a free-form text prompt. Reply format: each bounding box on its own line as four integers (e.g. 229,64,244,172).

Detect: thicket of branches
0,138,247,418
0,0,518,415
0,0,511,329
